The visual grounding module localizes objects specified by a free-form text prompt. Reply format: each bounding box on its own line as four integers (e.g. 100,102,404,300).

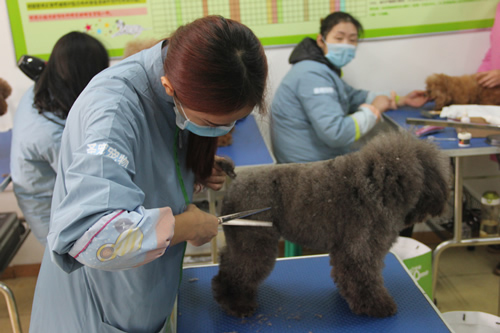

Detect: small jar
479,191,500,237
458,132,471,147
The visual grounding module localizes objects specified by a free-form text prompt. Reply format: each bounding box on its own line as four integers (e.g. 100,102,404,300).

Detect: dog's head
356,131,450,230
425,73,453,109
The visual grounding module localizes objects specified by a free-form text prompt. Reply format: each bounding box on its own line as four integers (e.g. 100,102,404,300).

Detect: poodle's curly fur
426,73,500,110
0,78,12,116
122,38,159,59
212,131,450,319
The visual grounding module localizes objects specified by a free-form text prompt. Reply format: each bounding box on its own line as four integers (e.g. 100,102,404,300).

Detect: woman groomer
30,16,268,332
11,32,109,245
271,12,428,163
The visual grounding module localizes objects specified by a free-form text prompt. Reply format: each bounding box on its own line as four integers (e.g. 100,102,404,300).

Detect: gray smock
10,86,65,245
271,38,383,163
29,42,193,332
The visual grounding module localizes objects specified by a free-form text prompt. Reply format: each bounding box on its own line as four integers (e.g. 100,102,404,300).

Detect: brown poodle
426,73,500,110
217,128,234,147
0,78,12,116
212,131,450,319
122,38,159,59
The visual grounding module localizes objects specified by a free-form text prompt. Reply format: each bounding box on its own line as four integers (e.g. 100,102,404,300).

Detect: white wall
0,0,493,264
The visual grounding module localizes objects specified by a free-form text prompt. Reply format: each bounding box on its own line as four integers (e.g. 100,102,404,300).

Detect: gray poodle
212,131,450,318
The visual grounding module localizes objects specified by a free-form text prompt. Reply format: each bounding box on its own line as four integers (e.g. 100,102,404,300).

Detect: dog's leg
212,227,280,317
329,242,397,318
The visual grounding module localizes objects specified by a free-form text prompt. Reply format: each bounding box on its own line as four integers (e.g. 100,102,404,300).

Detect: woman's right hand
171,204,219,247
361,103,381,121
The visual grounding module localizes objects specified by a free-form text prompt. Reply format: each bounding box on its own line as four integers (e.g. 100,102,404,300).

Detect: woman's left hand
399,90,429,108
203,156,229,191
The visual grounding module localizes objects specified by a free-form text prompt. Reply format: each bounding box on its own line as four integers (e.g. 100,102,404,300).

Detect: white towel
440,104,500,125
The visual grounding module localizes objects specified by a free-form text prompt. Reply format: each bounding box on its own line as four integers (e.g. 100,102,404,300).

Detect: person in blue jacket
10,32,109,245
271,11,428,163
29,16,268,332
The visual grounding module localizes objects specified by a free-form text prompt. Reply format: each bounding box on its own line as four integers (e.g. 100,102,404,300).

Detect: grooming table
216,114,275,167
177,253,452,332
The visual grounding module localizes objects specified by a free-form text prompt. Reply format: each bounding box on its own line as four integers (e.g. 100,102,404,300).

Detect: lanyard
174,127,189,303
174,127,190,206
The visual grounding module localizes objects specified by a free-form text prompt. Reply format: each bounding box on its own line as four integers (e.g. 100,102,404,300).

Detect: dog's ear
425,74,440,100
426,73,453,110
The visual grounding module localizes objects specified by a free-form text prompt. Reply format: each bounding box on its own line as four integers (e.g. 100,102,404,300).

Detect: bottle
457,132,471,147
479,191,500,237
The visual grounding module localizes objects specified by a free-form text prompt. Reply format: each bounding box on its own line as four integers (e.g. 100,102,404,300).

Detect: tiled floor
434,245,499,315
0,244,498,332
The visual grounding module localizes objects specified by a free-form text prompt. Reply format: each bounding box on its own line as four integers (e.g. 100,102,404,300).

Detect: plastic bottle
479,191,500,237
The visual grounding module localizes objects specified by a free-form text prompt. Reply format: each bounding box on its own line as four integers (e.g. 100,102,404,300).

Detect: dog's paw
221,301,258,318
212,274,258,317
350,293,397,318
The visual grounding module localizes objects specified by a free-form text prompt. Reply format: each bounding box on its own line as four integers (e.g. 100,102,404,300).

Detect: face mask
324,42,356,68
173,98,235,137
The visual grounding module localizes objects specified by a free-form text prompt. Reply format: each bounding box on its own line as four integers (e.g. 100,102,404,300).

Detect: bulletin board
6,0,498,61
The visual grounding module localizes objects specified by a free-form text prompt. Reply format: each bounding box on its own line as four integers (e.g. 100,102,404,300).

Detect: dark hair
320,12,364,39
34,32,109,119
164,15,268,182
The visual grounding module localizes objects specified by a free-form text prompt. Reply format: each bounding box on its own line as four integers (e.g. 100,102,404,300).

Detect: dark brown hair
34,32,109,119
164,16,268,182
320,12,364,39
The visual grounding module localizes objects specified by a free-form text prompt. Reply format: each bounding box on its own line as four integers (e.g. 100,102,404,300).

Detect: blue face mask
324,42,356,68
173,98,235,137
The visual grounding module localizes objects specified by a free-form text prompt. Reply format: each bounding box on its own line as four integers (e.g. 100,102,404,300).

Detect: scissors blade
221,219,273,227
218,207,271,224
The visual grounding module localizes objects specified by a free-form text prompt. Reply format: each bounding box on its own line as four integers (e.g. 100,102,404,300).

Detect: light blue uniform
271,40,386,163
30,42,193,332
10,86,65,245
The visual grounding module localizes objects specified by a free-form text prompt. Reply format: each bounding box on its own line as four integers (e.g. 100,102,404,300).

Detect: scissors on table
217,207,272,227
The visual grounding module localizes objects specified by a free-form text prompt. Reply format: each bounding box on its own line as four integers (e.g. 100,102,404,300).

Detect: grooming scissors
217,207,272,227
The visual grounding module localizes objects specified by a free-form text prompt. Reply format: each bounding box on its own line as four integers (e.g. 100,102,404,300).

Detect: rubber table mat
177,253,452,332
